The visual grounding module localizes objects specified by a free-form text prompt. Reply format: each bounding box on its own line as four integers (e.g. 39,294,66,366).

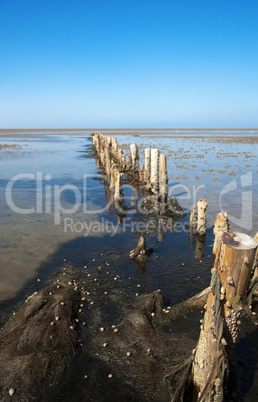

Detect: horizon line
1,128,258,131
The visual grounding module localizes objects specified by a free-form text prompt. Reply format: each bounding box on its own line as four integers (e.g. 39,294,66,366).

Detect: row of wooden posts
92,132,258,399
92,131,209,237
92,132,255,256
92,131,168,199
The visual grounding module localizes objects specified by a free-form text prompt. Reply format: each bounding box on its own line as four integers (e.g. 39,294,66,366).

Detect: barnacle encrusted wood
192,232,257,400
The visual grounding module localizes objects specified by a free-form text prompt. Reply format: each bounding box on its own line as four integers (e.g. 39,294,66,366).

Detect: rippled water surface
0,129,257,302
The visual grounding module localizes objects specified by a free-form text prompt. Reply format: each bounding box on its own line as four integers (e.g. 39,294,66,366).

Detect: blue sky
0,0,257,128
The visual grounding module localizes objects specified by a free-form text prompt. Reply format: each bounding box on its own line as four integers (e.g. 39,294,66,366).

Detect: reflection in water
195,234,206,259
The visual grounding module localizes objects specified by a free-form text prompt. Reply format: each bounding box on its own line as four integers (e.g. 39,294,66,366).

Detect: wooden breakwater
92,131,258,399
91,132,178,212
189,199,209,258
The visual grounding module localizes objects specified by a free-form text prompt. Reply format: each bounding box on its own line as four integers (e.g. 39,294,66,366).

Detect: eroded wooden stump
192,232,257,401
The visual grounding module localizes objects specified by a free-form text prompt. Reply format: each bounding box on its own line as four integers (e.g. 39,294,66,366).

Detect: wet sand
0,144,22,150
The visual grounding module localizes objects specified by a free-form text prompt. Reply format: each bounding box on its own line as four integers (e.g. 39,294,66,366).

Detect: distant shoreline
0,127,258,134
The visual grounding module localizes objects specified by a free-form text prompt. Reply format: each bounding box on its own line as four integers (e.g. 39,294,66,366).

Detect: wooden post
99,137,105,165
111,137,118,159
138,163,145,183
117,147,123,166
130,143,138,170
129,235,146,259
121,152,126,169
144,148,151,189
213,212,229,255
251,232,258,273
95,133,100,152
197,199,208,236
106,136,112,147
220,232,258,341
251,232,258,300
192,232,257,399
150,149,159,194
159,154,168,202
105,143,111,178
190,204,197,230
117,147,126,168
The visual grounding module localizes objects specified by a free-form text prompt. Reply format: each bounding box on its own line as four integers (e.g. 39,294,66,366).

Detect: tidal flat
0,129,257,401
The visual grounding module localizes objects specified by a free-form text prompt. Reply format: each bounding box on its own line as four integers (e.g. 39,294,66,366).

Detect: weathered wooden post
213,212,229,255
99,136,105,166
192,232,257,400
117,147,126,168
95,133,100,152
144,148,151,189
111,137,118,159
150,148,159,194
117,147,123,166
138,163,145,183
189,204,197,245
121,152,126,169
130,143,138,170
92,133,97,148
106,136,112,148
129,235,146,259
251,232,258,301
190,204,197,228
197,199,208,236
221,232,258,341
104,143,111,178
159,154,168,202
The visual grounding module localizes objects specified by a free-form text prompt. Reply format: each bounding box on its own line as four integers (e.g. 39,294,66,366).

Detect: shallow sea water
0,129,257,400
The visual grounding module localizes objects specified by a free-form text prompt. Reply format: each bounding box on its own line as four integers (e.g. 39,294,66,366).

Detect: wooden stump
130,143,138,170
117,147,124,167
139,163,145,183
190,204,197,227
197,199,208,236
144,148,151,188
213,212,229,255
150,149,159,194
111,137,118,158
129,235,146,260
159,154,168,202
189,204,197,244
104,143,111,178
251,232,258,300
192,232,257,400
